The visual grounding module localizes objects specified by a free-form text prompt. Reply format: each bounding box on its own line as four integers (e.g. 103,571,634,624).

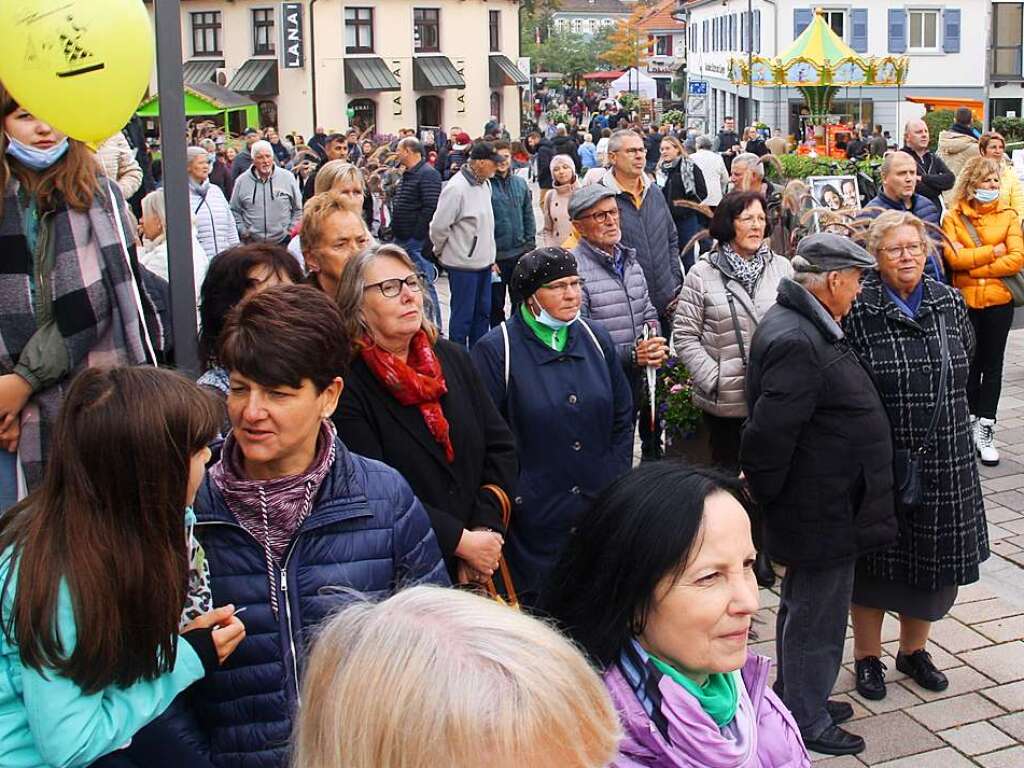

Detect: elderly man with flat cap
740,233,897,758
568,184,670,460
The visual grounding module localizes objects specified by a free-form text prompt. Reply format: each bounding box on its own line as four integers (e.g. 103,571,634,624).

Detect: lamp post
747,0,753,123
671,1,689,111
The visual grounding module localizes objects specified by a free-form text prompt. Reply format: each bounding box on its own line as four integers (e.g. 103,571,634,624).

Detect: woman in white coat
187,146,239,258
139,188,210,304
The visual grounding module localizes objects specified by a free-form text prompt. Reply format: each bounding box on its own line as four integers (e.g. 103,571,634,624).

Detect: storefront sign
703,63,727,75
281,3,304,69
390,60,403,116
455,58,467,115
647,57,680,74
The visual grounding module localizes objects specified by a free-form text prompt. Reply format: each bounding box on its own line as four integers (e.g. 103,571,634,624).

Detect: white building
682,0,988,139
551,0,633,39
991,1,1024,119
638,0,687,100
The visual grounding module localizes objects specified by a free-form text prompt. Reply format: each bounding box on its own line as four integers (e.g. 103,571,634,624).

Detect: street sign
688,80,708,95
686,94,707,116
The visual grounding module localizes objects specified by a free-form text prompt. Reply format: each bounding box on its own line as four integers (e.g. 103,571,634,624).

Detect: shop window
490,91,502,123
349,98,377,133
258,100,278,129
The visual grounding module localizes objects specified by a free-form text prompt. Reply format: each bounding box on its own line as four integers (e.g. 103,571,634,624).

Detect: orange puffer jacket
942,199,1024,309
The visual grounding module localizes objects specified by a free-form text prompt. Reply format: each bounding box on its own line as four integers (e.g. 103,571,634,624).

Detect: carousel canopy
728,9,909,88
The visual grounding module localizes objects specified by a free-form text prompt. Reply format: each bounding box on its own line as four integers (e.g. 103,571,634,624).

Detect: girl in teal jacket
0,367,246,768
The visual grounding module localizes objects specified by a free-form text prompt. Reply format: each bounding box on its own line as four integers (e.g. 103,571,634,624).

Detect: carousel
728,9,910,157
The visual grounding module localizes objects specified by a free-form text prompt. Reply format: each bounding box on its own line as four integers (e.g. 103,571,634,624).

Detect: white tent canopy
608,68,657,99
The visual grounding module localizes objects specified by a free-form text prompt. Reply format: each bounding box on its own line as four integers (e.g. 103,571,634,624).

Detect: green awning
183,59,223,86
136,83,257,123
228,58,279,96
413,56,465,90
489,55,528,87
344,57,401,94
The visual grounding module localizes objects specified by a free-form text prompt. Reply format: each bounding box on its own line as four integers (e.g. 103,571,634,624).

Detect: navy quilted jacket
182,438,448,767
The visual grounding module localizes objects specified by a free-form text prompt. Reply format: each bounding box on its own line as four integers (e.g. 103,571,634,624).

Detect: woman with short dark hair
181,283,448,767
542,464,810,768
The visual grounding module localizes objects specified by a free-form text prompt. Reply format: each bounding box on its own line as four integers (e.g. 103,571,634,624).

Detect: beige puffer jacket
672,249,793,417
937,129,980,205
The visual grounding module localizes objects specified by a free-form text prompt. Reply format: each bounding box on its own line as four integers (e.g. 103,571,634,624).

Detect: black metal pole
154,0,199,374
310,0,320,131
747,0,753,123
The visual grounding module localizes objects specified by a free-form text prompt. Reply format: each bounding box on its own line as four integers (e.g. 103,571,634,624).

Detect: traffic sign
688,80,708,95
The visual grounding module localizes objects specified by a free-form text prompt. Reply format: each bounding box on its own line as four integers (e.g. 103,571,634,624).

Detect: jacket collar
509,312,588,363
854,268,947,328
576,237,637,271
707,249,761,319
461,164,485,186
599,167,649,201
776,277,844,342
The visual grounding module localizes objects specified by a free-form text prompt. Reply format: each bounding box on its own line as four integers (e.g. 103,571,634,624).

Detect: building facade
638,0,686,101
991,1,1024,119
682,0,988,140
147,0,525,139
550,0,633,39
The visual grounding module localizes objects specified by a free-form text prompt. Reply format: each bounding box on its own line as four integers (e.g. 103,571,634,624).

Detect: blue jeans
0,450,17,512
447,268,492,348
396,238,442,331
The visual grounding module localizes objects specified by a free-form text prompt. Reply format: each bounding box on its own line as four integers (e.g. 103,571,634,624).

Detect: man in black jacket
302,133,349,202
715,116,740,171
902,119,954,210
551,124,581,173
741,234,896,759
392,137,443,327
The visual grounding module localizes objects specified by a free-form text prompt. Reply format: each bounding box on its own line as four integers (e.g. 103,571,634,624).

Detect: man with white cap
741,233,897,758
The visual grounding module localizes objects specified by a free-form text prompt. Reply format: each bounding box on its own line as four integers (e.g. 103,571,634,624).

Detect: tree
523,29,600,86
600,6,650,70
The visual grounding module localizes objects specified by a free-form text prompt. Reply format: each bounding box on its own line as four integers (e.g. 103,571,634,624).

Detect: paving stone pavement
774,329,1024,766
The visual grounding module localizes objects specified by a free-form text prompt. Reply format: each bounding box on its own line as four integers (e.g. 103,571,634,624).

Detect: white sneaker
976,418,1000,466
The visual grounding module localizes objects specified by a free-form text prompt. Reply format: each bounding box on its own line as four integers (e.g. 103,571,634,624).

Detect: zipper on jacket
280,565,302,705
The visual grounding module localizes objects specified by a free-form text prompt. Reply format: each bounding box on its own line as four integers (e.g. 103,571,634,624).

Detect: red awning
583,70,623,81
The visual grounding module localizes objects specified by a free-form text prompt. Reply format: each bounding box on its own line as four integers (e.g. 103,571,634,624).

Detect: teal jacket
0,549,205,768
490,171,536,261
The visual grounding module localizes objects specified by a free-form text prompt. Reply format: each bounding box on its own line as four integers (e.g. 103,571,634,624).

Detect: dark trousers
89,712,213,768
490,256,520,327
967,303,1014,420
703,412,743,473
448,267,492,348
676,213,709,273
774,561,856,740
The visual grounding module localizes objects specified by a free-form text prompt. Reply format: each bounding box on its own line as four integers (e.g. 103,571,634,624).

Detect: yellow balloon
0,0,154,143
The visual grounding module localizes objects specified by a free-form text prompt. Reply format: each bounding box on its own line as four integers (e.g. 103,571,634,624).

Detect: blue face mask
5,134,69,171
534,306,580,330
975,188,1000,204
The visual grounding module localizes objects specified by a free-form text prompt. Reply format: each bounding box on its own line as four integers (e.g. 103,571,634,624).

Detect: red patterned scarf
359,331,455,463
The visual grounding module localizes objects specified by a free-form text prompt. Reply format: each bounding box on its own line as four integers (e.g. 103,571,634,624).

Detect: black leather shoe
803,724,866,756
827,699,854,725
855,656,888,701
896,649,948,692
754,551,776,588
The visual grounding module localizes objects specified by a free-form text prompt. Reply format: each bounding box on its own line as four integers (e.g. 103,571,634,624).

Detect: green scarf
649,653,739,727
519,303,568,352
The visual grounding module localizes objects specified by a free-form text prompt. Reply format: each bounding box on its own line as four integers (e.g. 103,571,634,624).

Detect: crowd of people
0,72,1012,767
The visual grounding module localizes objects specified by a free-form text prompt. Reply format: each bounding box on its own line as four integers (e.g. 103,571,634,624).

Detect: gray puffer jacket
574,238,659,368
672,248,792,417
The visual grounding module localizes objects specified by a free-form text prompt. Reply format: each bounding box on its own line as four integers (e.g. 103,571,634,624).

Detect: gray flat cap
568,185,618,220
792,232,875,273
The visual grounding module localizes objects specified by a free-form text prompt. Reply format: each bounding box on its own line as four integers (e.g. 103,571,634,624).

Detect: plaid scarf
0,179,159,489
359,331,454,463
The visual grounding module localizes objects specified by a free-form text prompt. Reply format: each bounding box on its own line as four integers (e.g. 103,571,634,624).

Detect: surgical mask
5,134,69,171
975,188,1000,204
533,305,580,330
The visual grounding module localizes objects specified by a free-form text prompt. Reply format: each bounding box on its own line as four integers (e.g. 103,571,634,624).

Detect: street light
671,1,689,107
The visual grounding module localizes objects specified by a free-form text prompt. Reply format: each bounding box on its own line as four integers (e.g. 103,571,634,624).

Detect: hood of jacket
938,129,979,155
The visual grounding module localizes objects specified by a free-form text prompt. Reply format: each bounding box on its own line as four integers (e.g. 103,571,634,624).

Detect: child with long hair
0,367,246,767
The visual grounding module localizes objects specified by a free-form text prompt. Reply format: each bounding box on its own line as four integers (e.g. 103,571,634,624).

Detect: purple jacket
604,653,810,768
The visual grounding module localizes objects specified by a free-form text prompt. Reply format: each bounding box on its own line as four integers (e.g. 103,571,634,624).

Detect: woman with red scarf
335,244,518,584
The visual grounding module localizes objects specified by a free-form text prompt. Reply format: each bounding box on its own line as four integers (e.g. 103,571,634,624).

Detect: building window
908,9,939,51
349,98,377,133
572,18,582,34
258,100,278,129
992,3,1023,79
489,10,500,52
191,11,222,56
414,8,440,53
490,91,502,123
654,35,671,56
345,7,374,54
821,9,846,40
253,8,275,55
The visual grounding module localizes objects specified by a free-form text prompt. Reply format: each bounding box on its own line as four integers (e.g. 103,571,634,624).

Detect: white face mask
531,302,579,330
975,188,1000,204
5,134,69,171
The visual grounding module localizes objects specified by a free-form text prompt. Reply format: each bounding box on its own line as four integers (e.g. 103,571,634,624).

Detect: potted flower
656,356,711,464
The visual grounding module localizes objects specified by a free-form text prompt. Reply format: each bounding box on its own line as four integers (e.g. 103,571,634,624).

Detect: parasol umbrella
643,325,657,432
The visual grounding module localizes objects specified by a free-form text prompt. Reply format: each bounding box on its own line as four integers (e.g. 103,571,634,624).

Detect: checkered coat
844,271,988,589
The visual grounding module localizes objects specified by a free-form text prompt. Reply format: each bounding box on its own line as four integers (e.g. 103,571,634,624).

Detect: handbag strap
725,292,748,368
479,483,518,608
960,213,983,248
920,312,949,455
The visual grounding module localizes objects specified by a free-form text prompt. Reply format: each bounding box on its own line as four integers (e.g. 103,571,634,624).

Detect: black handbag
893,312,948,514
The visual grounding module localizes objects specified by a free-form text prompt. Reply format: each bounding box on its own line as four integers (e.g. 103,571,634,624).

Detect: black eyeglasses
363,273,425,298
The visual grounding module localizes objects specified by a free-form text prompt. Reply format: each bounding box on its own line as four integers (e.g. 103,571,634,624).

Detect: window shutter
888,8,907,53
943,9,961,53
794,8,812,39
754,10,761,54
851,8,868,53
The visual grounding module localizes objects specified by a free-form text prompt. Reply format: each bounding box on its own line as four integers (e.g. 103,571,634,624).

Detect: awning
583,70,623,81
344,57,401,94
136,83,258,127
228,58,279,96
182,59,223,86
905,97,984,122
413,56,465,90
489,55,528,87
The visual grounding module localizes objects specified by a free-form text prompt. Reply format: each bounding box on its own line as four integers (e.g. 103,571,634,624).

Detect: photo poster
808,175,861,212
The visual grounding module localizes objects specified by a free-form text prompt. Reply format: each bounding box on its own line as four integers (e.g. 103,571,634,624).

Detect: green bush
775,154,834,180
661,109,685,126
618,93,641,113
992,116,1024,142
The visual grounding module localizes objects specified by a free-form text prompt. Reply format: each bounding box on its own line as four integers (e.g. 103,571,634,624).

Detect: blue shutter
754,10,761,53
851,8,868,53
794,8,812,39
888,8,907,53
943,8,961,53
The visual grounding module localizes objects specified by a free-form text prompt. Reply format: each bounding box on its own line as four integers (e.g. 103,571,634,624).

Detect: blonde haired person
293,585,620,768
942,155,1024,465
138,188,210,302
298,190,372,297
979,131,1024,221
539,154,579,247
